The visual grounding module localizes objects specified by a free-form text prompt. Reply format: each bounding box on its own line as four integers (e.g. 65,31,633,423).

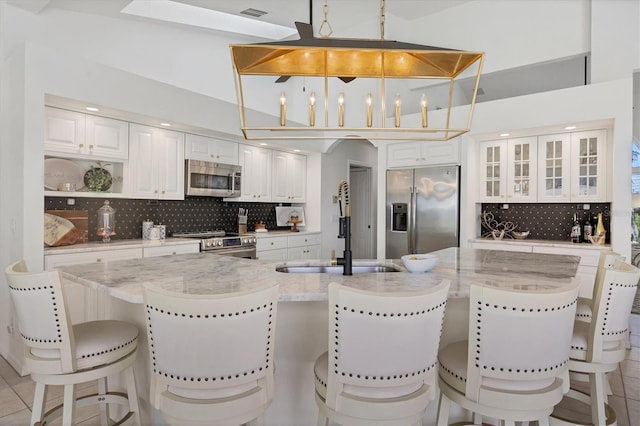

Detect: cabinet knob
89,145,94,150
161,190,165,194
172,252,177,255
96,258,102,262
79,143,84,148
154,190,158,194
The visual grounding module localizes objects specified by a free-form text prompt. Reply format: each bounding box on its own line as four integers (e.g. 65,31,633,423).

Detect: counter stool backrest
5,260,75,374
143,283,279,402
593,251,625,298
327,280,450,402
466,280,580,402
588,260,640,363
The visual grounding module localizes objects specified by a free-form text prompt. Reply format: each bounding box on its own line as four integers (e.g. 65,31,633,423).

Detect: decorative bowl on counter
512,231,530,239
401,254,438,273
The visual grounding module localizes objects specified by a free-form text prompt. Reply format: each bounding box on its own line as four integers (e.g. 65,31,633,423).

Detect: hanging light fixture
229,0,484,141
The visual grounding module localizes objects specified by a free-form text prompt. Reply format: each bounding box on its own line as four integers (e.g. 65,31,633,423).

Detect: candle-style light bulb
338,92,345,127
279,92,286,127
394,93,401,128
309,92,316,127
366,93,373,128
420,94,428,128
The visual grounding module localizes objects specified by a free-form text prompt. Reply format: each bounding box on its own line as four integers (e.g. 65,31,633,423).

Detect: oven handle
231,171,238,195
206,246,256,259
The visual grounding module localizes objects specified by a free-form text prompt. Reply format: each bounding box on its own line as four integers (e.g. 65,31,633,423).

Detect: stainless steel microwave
185,160,241,197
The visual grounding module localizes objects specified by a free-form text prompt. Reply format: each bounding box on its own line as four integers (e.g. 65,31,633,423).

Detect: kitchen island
57,248,580,425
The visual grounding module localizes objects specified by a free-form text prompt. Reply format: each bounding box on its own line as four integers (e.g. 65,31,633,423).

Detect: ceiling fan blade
295,22,314,39
338,77,356,83
275,76,291,83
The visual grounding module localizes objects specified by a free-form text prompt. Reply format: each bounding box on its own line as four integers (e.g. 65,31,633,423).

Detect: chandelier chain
380,0,386,39
319,0,333,38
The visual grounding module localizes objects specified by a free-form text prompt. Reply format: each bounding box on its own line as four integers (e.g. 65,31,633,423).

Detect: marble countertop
57,247,580,304
44,238,199,255
469,237,610,250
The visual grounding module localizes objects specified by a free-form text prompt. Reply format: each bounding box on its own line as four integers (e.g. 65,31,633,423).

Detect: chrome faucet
336,180,352,275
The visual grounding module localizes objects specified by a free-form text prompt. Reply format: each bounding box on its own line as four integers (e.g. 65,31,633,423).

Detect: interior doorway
349,164,375,259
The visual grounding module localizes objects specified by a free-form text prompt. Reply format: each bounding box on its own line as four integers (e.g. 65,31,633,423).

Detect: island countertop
57,247,580,304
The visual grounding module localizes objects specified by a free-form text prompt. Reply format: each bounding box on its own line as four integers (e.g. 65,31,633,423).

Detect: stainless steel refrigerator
386,166,460,258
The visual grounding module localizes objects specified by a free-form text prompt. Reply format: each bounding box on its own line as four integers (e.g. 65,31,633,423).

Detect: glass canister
97,200,116,242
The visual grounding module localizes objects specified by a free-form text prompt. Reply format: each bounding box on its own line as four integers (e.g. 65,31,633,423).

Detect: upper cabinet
387,140,460,168
184,134,238,165
238,144,271,201
272,151,306,202
479,137,538,203
478,130,609,203
45,107,128,160
126,124,185,200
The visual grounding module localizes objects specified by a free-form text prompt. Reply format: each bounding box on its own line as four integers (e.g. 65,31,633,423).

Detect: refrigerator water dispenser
392,203,408,232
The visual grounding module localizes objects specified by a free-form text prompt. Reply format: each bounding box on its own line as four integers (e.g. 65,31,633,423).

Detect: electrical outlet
67,198,75,205
332,195,339,204
6,325,14,334
500,204,509,210
583,204,590,210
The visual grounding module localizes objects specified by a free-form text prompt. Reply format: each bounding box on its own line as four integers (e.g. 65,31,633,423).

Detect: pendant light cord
380,0,386,40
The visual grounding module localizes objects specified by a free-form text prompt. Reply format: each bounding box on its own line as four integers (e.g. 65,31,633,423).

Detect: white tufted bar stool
4,260,140,426
551,260,640,426
142,282,279,426
314,280,450,426
575,251,624,323
436,279,580,426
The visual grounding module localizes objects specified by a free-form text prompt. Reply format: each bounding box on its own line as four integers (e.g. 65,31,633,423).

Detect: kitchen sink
275,265,401,273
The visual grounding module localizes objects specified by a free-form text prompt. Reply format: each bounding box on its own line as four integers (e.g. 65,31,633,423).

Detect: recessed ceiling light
85,106,100,112
121,0,296,40
500,133,510,137
293,149,300,152
160,122,172,127
259,143,268,146
564,126,577,130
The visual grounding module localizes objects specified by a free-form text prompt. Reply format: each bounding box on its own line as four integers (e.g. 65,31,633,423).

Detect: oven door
206,246,256,259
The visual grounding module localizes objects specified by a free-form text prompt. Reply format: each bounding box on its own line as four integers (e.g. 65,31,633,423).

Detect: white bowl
401,254,438,273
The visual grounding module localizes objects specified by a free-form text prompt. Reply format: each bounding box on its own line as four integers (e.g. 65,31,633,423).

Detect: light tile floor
0,349,638,425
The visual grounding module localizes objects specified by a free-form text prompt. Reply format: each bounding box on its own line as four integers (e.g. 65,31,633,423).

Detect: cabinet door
44,107,86,155
143,243,200,257
537,133,571,202
128,124,184,199
85,115,129,160
128,124,157,198
571,130,607,202
239,145,271,201
272,152,307,202
478,140,507,202
506,137,537,202
45,248,143,270
156,129,185,200
387,141,459,168
185,134,238,165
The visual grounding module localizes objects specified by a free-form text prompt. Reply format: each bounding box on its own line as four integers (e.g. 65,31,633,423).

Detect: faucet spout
337,180,352,275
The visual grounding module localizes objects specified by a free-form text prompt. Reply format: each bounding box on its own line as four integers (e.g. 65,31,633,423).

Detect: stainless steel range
173,230,257,259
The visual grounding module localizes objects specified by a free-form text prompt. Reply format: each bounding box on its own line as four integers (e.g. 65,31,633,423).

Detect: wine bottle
583,214,592,243
571,213,582,243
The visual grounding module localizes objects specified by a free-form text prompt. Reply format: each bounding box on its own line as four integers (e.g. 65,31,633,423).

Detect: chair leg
436,391,451,426
98,377,109,425
472,412,482,424
61,383,76,426
590,372,607,425
124,365,140,421
30,382,47,426
316,409,328,426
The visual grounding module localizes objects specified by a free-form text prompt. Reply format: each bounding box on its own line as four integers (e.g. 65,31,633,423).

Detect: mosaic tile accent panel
481,203,611,243
45,197,292,242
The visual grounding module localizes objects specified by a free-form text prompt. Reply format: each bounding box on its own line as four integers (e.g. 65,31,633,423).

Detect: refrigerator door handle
409,186,416,254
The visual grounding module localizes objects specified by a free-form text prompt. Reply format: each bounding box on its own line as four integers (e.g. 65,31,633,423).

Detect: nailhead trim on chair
438,361,467,383
474,299,576,371
601,282,637,336
9,285,63,343
146,302,273,382
332,301,446,379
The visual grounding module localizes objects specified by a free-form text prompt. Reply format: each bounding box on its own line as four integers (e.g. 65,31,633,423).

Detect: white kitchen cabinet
287,233,321,259
272,151,307,202
468,240,533,253
570,130,608,202
387,140,459,168
537,133,571,202
256,236,288,260
238,144,271,201
478,137,537,203
44,247,143,270
143,243,200,257
45,107,129,160
256,233,321,260
184,134,238,165
127,124,185,200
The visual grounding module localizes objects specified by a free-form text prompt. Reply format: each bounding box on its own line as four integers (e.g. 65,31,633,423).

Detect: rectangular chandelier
230,24,484,141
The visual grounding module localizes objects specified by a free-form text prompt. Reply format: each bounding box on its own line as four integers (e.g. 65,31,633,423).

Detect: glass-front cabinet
537,133,571,202
479,137,536,202
571,130,607,202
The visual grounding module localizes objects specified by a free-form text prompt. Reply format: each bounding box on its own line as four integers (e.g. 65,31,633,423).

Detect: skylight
121,0,297,40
